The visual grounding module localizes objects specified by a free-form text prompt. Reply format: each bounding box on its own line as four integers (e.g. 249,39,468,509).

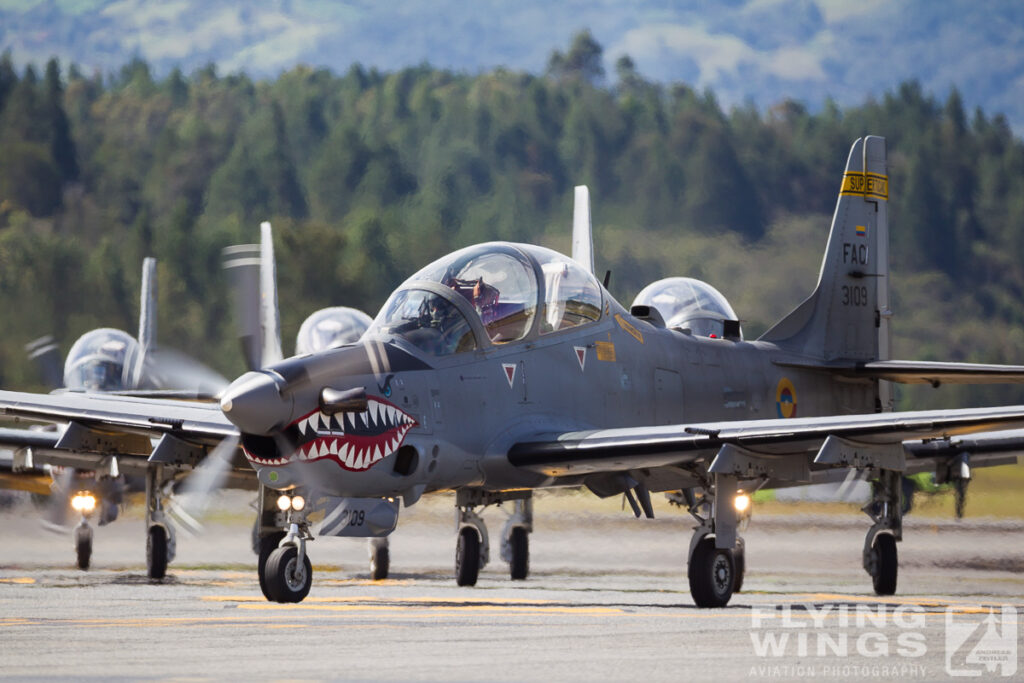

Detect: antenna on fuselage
572,185,595,276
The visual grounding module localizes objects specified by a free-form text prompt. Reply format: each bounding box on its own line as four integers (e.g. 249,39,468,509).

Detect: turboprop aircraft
0,257,234,575
2,136,1024,607
223,223,385,589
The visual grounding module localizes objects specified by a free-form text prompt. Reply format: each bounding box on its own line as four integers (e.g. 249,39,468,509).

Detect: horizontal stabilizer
776,359,1024,386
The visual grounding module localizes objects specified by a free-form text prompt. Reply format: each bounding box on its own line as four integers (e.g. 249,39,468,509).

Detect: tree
547,30,605,85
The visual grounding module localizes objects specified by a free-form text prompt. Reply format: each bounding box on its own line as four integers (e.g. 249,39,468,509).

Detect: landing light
734,493,751,513
71,492,96,513
277,494,305,512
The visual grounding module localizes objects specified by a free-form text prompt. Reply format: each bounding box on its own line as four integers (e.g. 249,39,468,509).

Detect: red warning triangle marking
574,346,586,371
502,363,517,389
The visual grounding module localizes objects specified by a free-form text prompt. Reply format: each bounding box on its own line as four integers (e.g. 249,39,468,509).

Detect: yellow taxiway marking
203,595,560,605
794,593,1023,613
0,577,35,584
233,602,623,616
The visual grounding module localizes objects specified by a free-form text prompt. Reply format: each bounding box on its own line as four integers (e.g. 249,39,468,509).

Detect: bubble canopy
367,243,603,356
632,277,742,339
295,307,373,355
64,328,140,391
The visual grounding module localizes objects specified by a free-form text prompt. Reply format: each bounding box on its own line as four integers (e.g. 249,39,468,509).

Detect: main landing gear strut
863,469,902,595
454,490,532,586
682,473,746,608
144,464,176,580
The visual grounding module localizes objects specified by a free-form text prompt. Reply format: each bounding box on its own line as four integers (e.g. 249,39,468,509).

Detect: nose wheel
264,545,312,603
74,521,93,570
257,531,286,600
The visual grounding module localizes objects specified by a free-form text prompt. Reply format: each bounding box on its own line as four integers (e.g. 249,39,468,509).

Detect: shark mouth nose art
243,397,418,472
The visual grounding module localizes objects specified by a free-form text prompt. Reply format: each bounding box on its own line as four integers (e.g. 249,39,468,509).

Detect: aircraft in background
0,258,236,575
2,137,1024,608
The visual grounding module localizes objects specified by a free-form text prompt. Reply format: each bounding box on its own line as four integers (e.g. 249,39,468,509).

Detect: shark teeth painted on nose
241,397,418,472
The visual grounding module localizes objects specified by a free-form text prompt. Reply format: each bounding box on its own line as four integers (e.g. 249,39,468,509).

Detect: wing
508,404,1024,479
778,359,1024,385
0,389,241,478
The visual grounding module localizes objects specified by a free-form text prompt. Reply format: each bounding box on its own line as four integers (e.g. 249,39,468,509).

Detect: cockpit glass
534,249,602,334
369,289,477,357
295,307,373,354
411,244,537,343
63,328,140,391
632,277,742,339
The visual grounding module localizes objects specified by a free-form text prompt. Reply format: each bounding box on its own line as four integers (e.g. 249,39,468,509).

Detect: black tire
733,537,745,594
75,531,92,571
455,526,480,586
688,535,734,608
954,479,967,519
509,526,529,580
370,541,390,581
265,545,312,603
147,525,168,580
258,531,286,601
871,533,898,596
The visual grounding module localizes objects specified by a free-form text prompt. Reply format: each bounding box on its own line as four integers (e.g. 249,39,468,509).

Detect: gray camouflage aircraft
2,136,1024,607
0,257,233,574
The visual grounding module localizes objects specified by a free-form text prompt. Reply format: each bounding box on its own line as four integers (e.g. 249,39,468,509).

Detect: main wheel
733,537,745,594
265,545,312,603
954,479,967,519
370,539,390,581
688,536,734,608
455,526,480,586
258,531,287,600
75,529,92,570
509,526,529,580
871,533,898,595
147,525,168,579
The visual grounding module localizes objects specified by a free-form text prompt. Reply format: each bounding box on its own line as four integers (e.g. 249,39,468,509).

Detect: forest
1,32,1023,410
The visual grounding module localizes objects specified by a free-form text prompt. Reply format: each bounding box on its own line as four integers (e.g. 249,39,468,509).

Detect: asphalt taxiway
0,493,1021,681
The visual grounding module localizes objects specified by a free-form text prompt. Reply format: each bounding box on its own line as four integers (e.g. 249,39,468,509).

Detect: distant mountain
2,0,1023,133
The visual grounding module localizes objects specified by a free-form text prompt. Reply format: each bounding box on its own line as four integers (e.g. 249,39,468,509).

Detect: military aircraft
223,223,386,589
0,257,236,575
2,136,1024,608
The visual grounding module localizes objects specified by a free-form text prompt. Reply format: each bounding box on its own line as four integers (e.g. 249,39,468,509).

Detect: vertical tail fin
759,136,890,364
258,222,284,366
572,185,595,275
131,256,158,388
222,222,284,370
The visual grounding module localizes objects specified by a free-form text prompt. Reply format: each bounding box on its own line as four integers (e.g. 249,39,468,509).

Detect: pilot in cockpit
418,294,474,355
444,273,500,323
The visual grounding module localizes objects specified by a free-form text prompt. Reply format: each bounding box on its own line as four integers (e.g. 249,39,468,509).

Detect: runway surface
1,492,1021,681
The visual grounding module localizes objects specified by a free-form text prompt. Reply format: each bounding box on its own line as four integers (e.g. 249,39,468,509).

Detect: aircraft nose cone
220,371,292,435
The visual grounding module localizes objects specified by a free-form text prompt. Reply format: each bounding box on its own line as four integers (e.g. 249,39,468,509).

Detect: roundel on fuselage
776,377,797,418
